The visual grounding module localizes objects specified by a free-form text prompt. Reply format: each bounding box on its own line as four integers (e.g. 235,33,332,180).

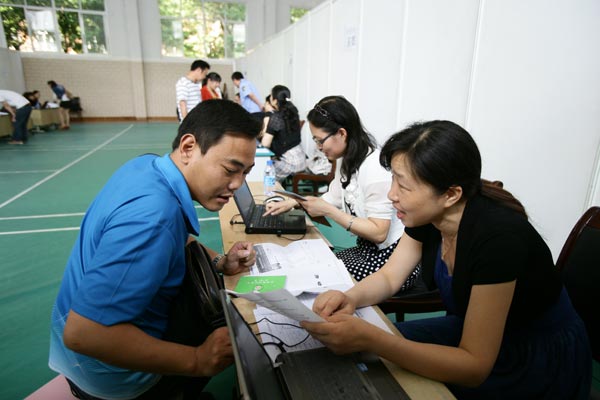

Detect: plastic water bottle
264,159,276,196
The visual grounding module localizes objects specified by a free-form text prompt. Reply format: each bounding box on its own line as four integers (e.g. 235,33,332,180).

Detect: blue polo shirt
49,153,199,399
239,78,261,113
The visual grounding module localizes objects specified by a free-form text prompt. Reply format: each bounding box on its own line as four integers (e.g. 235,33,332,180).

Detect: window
290,7,307,24
0,0,107,54
159,0,245,59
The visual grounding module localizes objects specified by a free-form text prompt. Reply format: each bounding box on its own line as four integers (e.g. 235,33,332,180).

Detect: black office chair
556,207,600,377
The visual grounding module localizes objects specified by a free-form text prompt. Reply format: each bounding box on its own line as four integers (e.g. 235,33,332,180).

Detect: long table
218,181,455,399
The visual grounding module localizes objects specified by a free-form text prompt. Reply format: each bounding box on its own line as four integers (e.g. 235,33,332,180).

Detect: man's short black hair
172,99,261,153
231,71,244,80
191,60,210,71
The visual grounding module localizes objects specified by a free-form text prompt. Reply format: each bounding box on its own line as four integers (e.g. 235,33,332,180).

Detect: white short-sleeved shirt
0,90,29,109
321,148,404,249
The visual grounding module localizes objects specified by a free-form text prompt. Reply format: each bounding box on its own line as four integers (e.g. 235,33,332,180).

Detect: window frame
0,0,108,55
158,0,246,59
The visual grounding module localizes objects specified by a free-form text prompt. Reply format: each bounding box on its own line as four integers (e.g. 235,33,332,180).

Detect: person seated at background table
47,80,72,130
23,91,41,109
265,95,420,288
49,100,262,400
301,120,592,399
201,72,222,101
258,85,307,181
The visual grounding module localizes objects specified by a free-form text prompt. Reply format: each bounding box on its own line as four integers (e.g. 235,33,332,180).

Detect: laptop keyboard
250,205,284,229
280,350,399,400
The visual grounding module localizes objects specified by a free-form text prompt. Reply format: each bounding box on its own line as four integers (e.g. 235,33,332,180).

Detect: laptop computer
233,180,307,235
220,290,411,400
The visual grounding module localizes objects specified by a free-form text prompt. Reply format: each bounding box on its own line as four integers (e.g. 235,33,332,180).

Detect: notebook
233,180,307,235
220,290,411,400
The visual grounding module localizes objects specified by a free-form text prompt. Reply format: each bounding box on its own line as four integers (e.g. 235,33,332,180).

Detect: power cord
229,214,245,225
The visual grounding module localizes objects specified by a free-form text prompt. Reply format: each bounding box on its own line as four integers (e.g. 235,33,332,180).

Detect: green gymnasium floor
1,122,598,399
0,121,357,399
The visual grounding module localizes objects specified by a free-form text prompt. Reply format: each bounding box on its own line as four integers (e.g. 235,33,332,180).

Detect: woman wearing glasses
259,85,306,180
265,95,420,289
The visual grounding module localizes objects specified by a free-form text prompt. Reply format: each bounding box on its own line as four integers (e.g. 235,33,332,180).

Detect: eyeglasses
312,130,338,146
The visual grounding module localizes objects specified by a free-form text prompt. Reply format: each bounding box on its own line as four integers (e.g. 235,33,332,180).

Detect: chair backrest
292,159,336,196
556,206,600,361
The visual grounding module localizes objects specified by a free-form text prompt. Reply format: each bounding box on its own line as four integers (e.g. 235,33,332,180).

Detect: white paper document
226,288,324,323
251,239,353,295
252,292,395,362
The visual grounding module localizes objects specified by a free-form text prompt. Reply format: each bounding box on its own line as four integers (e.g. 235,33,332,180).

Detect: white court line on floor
0,207,207,222
0,170,57,174
0,212,85,221
0,125,134,210
0,217,220,235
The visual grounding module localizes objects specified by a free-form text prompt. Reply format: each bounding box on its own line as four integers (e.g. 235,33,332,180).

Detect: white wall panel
396,0,479,129
467,0,600,257
307,4,332,105
357,0,406,144
292,19,311,118
328,0,360,102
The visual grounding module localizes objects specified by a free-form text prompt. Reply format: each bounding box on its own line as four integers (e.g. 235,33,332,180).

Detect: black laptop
233,180,306,235
220,290,411,400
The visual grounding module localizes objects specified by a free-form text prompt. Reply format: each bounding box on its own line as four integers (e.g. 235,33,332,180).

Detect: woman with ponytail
259,85,306,180
301,120,591,399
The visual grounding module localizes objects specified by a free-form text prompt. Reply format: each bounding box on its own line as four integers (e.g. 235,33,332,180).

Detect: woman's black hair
380,120,527,217
271,85,300,137
307,96,376,189
202,72,221,87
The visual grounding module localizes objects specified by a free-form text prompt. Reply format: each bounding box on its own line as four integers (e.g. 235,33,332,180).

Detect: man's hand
193,327,234,376
222,241,255,275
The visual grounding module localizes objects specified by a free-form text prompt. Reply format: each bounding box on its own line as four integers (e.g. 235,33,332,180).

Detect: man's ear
177,134,198,165
445,185,463,207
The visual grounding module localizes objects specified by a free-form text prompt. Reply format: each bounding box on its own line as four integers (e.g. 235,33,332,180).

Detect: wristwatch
212,253,226,268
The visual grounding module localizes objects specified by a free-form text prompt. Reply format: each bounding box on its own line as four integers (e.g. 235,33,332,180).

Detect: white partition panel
283,28,295,94
328,0,361,103
292,18,311,119
308,4,332,105
234,0,600,258
357,0,406,143
467,0,600,257
396,0,479,129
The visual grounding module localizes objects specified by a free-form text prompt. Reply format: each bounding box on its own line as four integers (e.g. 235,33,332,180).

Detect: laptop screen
233,180,256,222
220,291,286,400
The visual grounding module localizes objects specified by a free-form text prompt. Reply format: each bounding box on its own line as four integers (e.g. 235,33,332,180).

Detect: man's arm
2,101,16,121
248,93,263,110
179,100,188,120
63,310,232,377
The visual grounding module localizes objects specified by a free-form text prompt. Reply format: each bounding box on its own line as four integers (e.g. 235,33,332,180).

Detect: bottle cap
267,159,274,166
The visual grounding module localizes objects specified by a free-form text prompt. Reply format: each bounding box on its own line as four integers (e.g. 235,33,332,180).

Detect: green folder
234,275,287,293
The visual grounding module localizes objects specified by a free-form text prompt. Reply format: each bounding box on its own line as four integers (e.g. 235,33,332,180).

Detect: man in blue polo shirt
49,100,261,399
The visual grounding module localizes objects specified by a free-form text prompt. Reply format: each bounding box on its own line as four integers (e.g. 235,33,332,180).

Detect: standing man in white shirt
176,60,210,122
0,89,32,145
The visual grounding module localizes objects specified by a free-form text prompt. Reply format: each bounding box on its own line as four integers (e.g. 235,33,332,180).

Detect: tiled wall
21,57,233,119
